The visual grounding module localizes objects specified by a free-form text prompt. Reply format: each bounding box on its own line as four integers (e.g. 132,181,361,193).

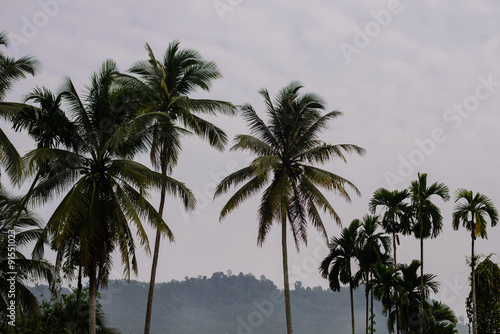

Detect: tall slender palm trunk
282,217,293,334
471,233,477,334
370,271,374,334
365,279,369,334
10,171,41,228
420,236,424,334
350,279,355,334
75,265,83,324
88,269,97,334
144,178,167,334
393,232,400,334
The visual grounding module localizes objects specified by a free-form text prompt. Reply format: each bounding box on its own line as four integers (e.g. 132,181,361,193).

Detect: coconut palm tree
215,81,365,334
320,219,361,334
0,185,54,329
407,173,449,334
28,60,195,334
452,189,498,334
127,41,235,334
2,87,77,229
0,31,40,182
0,31,40,100
357,214,391,334
369,187,410,333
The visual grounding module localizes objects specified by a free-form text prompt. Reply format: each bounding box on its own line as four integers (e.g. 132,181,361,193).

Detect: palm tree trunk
88,269,97,334
144,179,167,334
366,279,369,334
393,232,400,334
393,232,397,268
370,271,374,334
75,265,82,324
350,278,355,334
471,234,477,334
420,236,424,334
10,170,41,228
282,216,293,334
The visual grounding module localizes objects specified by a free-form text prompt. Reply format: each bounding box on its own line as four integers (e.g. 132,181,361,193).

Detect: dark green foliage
466,256,500,333
9,287,120,334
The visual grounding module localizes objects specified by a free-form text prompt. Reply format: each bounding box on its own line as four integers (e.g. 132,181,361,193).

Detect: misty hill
96,271,385,334
31,271,469,334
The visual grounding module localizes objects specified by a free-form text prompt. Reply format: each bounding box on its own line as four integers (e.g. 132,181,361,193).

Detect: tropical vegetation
466,255,500,333
0,29,496,334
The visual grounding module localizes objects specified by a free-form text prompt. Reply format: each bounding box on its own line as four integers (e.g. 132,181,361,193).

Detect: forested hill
31,272,469,334
96,272,387,334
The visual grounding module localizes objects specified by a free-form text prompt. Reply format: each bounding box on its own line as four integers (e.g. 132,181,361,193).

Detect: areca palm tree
320,219,361,334
423,300,458,334
215,81,365,334
397,260,440,334
407,173,449,334
371,263,404,334
29,60,195,334
452,189,498,334
127,41,235,334
369,187,410,333
0,31,40,182
357,214,390,334
369,188,410,267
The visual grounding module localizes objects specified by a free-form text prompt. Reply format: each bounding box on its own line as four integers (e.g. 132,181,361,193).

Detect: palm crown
215,81,365,334
215,81,365,247
452,189,498,239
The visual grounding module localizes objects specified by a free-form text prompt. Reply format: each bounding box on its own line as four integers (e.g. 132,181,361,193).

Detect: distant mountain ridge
30,271,469,334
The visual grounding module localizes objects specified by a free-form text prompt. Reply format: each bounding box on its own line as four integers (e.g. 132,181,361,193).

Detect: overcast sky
3,0,500,319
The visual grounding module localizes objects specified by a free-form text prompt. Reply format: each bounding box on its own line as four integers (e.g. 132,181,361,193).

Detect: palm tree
357,214,391,334
215,81,365,334
0,185,54,329
29,60,195,334
320,219,361,334
369,188,410,267
369,187,410,333
398,260,440,334
0,31,40,183
371,263,404,334
0,31,40,100
423,300,458,334
127,41,235,334
407,173,449,334
3,87,77,229
452,189,498,334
